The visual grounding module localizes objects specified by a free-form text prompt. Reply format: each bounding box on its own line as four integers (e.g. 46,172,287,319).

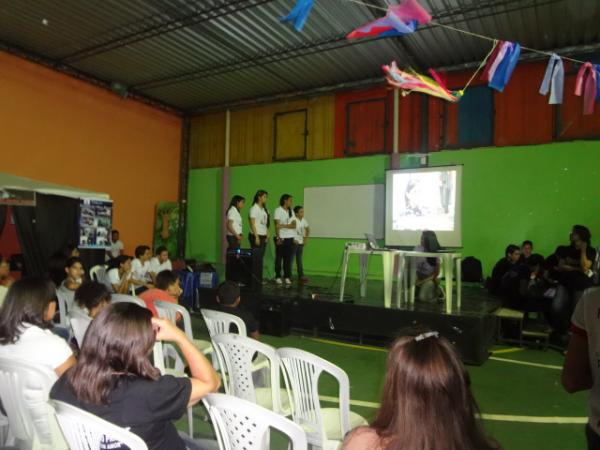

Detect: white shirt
107,267,131,288
226,207,243,236
274,207,296,239
571,288,600,435
295,218,309,244
0,323,72,372
131,259,151,282
0,285,7,307
149,257,172,274
108,240,124,258
249,204,268,236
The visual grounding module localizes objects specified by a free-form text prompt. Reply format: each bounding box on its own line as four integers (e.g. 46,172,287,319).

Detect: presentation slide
385,166,462,247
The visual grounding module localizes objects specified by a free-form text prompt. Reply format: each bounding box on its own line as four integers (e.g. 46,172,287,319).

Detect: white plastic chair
55,289,74,329
89,265,107,284
68,309,92,348
277,348,367,450
201,309,247,337
211,333,291,415
110,294,147,308
204,393,307,450
52,400,148,450
154,301,212,356
0,357,68,450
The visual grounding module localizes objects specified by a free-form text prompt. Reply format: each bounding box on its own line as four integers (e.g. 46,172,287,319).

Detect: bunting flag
481,41,520,92
382,62,462,102
347,0,431,39
281,0,315,32
539,53,564,104
575,62,597,115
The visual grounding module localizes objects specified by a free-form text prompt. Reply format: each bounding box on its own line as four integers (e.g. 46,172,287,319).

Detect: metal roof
1,0,598,113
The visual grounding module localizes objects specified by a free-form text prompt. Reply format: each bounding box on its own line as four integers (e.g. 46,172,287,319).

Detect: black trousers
587,424,600,450
275,238,294,279
249,233,267,280
226,235,240,249
295,243,305,277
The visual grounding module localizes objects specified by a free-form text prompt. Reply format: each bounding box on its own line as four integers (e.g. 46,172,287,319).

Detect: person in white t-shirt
107,255,134,294
293,205,310,283
273,194,297,285
149,246,173,283
0,255,14,307
131,245,154,294
107,229,124,261
0,278,75,377
226,195,245,249
563,287,600,448
249,190,270,280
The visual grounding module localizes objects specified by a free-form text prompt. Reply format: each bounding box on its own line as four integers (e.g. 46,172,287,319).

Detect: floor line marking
319,396,586,424
491,347,525,355
489,356,562,370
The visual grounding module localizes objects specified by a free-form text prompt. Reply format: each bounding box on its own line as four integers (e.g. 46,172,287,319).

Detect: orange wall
0,52,182,254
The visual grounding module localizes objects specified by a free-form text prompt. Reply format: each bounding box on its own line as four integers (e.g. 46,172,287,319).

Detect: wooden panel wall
189,96,334,168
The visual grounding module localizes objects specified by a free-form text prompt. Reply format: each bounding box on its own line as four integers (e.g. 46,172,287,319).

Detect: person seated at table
213,281,259,340
139,270,183,319
414,231,442,301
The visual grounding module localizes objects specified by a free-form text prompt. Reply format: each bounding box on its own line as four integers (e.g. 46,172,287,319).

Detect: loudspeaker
225,248,262,291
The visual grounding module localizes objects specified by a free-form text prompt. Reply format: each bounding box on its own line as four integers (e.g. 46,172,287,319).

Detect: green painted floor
177,316,588,450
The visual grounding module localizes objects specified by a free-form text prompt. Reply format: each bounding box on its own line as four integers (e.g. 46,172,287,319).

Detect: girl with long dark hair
343,330,498,450
273,194,296,285
225,195,245,249
0,278,75,376
249,190,269,280
50,302,220,450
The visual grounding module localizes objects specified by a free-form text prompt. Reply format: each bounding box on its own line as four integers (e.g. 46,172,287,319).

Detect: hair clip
414,331,439,342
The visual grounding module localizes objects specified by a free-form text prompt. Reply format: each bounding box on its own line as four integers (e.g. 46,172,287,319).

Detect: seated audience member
489,244,525,298
0,255,14,307
414,230,441,301
61,256,85,291
73,282,111,319
139,270,182,317
50,303,220,450
562,287,600,448
0,278,75,376
343,329,498,450
131,245,154,294
214,281,259,340
107,229,124,261
550,225,596,297
149,246,173,283
107,255,133,294
520,240,534,264
47,243,80,287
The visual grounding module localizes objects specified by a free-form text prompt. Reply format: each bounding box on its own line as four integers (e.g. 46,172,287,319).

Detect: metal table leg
339,249,350,302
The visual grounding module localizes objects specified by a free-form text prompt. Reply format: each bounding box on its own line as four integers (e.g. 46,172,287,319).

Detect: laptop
365,233,380,250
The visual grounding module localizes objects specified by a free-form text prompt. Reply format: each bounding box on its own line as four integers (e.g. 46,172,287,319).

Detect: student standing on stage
249,190,269,280
293,206,310,283
274,194,296,286
226,195,245,250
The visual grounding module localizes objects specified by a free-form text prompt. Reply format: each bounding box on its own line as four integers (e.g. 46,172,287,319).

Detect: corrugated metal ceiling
0,0,598,112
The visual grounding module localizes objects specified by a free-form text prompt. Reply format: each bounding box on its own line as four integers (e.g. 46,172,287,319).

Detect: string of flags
280,0,600,114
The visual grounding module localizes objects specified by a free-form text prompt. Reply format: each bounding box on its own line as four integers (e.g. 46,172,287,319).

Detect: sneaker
275,278,283,285
284,278,292,285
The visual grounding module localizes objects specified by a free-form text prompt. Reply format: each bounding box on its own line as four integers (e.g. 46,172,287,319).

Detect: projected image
392,170,456,231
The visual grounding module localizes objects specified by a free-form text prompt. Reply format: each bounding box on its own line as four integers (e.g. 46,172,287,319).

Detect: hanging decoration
539,53,564,104
480,41,521,92
575,62,597,115
347,0,431,39
281,0,315,32
382,62,462,102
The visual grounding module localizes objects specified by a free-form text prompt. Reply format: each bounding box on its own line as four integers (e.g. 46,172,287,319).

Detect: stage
197,275,501,365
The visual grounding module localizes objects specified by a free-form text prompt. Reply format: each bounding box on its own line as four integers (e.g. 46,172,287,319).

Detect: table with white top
339,244,462,313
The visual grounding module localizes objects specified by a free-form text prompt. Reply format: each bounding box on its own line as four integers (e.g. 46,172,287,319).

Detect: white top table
339,244,462,313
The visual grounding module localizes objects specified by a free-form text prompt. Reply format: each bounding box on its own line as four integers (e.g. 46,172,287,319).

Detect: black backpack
462,256,483,282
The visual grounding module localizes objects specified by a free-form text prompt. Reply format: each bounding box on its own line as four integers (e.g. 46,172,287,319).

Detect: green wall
187,141,600,277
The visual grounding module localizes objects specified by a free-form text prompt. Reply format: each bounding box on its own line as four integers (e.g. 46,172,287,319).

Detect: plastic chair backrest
52,400,148,450
201,308,247,338
110,294,147,308
68,309,92,347
154,301,194,341
204,393,307,450
277,347,351,446
0,356,67,449
89,265,107,284
55,289,73,329
211,334,285,412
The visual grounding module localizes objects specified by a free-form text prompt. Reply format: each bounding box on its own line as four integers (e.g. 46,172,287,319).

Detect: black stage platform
197,276,501,365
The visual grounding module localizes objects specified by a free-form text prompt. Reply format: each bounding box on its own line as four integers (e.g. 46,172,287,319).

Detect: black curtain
13,205,45,277
0,205,6,239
